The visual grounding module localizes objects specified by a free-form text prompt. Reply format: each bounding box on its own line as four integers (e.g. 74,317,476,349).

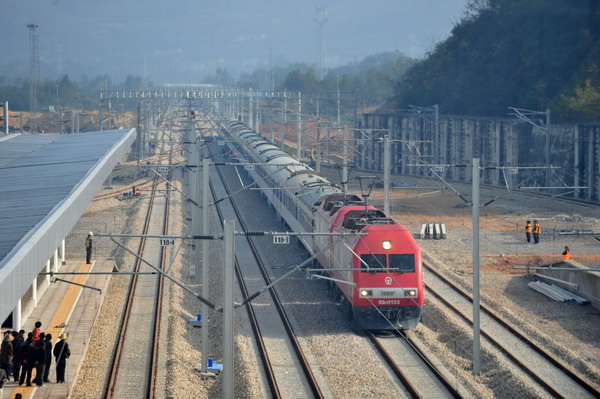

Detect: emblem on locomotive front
384,276,392,285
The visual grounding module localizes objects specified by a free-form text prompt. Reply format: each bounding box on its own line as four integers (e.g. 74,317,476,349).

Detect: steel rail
210,142,325,399
149,154,173,397
105,141,172,398
367,331,462,399
423,262,600,398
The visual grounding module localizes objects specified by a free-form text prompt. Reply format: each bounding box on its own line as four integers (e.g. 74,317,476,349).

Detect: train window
360,254,387,272
389,254,415,273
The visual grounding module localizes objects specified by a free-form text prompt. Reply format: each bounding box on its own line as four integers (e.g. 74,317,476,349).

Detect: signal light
190,111,196,119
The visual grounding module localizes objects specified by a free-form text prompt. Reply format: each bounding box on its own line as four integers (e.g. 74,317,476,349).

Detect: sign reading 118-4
160,239,176,246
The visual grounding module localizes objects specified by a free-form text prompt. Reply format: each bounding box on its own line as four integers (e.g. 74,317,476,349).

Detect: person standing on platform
525,220,532,243
532,220,541,244
0,333,13,382
33,338,46,386
85,232,93,264
43,334,52,383
18,340,35,386
32,321,42,343
53,333,70,383
12,330,24,382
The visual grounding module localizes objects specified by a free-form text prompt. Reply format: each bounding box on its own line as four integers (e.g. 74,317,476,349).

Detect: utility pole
342,125,348,194
281,93,287,151
296,92,302,160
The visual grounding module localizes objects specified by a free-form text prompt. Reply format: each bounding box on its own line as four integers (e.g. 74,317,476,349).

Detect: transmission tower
27,24,40,133
315,7,328,80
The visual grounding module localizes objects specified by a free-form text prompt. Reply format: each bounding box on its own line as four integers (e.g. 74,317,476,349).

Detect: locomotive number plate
273,235,290,245
377,299,401,305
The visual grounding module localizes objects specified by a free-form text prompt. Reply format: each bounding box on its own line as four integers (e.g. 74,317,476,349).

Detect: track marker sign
273,235,290,245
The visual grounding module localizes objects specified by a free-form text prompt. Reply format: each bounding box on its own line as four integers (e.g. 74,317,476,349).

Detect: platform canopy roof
0,129,135,324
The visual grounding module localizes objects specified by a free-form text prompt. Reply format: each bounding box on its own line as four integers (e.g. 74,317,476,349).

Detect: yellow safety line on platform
9,260,94,399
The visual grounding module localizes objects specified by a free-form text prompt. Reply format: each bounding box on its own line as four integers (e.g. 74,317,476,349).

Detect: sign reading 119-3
160,239,175,246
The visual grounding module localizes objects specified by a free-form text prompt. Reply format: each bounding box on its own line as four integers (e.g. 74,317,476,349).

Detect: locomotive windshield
360,254,386,272
359,254,415,273
389,254,415,273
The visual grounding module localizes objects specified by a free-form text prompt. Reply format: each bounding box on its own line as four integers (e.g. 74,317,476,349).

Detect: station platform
1,258,112,399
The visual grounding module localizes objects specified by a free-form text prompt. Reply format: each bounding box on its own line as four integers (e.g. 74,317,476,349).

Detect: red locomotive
223,119,424,330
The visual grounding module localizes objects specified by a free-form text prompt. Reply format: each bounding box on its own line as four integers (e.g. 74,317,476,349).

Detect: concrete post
201,157,210,372
223,220,235,399
45,260,51,286
193,142,202,280
61,239,66,264
32,276,37,306
472,158,481,376
54,249,59,272
383,136,391,216
13,299,22,331
545,109,551,188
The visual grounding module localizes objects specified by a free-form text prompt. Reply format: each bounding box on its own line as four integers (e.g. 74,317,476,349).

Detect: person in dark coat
53,333,70,383
43,334,53,383
85,232,93,264
12,330,25,382
18,340,35,386
33,338,46,386
0,333,13,381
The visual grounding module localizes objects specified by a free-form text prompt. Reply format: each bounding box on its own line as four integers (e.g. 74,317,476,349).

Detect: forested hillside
394,0,600,122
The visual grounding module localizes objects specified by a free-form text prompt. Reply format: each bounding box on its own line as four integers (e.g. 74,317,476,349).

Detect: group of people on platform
524,220,572,260
0,321,70,388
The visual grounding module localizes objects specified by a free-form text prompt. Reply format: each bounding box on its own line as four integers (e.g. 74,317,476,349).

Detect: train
218,118,424,330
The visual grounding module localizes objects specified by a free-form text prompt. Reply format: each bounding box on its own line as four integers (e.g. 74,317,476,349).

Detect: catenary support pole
472,157,481,375
296,92,302,160
383,135,391,216
223,220,235,399
342,125,349,194
201,157,210,373
545,109,551,188
193,140,202,281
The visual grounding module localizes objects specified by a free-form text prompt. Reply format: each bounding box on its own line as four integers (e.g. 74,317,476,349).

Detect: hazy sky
1,0,471,83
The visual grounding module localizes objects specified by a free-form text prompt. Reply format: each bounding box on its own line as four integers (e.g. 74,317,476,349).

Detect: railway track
368,331,465,399
104,145,173,399
208,142,325,398
423,262,600,398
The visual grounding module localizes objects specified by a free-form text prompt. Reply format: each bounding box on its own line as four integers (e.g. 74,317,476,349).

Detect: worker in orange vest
135,188,140,196
562,246,571,260
532,220,541,244
525,220,532,243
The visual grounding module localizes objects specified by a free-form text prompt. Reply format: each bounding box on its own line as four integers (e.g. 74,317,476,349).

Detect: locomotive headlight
382,240,392,250
360,289,372,298
404,289,417,297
